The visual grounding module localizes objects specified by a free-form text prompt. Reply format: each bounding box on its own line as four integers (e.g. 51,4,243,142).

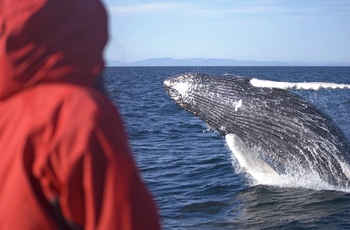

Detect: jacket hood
0,0,108,100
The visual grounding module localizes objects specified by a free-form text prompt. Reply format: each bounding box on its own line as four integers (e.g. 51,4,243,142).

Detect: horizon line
106,57,350,67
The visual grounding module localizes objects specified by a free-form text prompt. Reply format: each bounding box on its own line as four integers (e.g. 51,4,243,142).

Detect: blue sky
101,0,350,63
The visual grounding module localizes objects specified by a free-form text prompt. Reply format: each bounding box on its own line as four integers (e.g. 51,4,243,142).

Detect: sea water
103,66,350,229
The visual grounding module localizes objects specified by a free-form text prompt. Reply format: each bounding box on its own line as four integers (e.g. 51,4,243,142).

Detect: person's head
0,0,109,100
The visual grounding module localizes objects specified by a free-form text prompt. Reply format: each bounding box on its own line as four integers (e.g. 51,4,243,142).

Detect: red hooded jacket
0,0,161,229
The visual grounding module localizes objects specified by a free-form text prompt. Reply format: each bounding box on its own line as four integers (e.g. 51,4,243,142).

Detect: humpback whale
163,73,350,189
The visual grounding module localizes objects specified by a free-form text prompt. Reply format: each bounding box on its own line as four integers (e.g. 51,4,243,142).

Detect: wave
250,78,350,90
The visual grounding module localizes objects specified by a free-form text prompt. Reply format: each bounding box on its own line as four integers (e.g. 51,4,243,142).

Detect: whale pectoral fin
225,134,279,177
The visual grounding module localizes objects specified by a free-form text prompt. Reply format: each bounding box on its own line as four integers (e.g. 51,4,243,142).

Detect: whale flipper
225,133,279,179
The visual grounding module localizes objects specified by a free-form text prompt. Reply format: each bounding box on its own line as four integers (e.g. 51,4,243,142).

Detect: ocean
103,66,350,229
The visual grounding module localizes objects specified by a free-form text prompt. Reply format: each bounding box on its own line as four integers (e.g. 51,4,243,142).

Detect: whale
163,73,350,189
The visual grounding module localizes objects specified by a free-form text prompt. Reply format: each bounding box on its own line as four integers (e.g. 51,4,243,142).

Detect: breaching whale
163,73,350,189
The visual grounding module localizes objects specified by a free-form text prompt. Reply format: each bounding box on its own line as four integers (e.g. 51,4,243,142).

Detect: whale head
163,73,249,133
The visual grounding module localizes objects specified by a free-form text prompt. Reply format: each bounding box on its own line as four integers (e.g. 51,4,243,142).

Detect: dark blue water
103,67,350,229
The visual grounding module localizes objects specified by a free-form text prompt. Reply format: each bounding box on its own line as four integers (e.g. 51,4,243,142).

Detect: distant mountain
107,58,350,67
106,60,127,66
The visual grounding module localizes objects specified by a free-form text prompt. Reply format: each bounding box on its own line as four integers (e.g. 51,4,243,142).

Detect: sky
101,0,350,63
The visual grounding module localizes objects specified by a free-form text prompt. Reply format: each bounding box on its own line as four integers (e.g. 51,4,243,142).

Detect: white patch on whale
172,82,191,97
234,99,242,111
164,79,191,102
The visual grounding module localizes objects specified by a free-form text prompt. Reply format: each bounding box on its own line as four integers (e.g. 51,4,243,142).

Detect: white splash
225,133,350,192
250,78,350,90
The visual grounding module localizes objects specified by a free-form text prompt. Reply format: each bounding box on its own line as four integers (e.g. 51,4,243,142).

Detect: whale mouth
163,79,171,88
163,79,183,103
163,77,192,107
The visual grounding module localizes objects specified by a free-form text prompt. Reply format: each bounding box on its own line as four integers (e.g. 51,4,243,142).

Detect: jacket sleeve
41,92,161,230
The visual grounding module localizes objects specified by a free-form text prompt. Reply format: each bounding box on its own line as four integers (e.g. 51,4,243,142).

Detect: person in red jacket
0,0,161,229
